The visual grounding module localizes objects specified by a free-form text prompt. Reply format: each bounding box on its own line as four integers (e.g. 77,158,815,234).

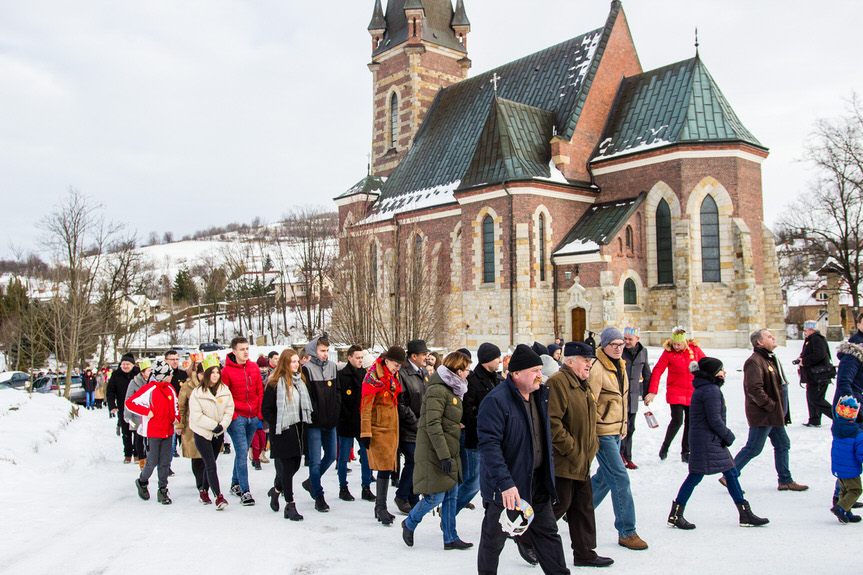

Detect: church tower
368,0,472,177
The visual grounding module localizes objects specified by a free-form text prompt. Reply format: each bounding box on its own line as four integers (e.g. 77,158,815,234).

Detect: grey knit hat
599,326,624,349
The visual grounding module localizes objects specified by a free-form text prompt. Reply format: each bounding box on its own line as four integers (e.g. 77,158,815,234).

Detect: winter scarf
276,373,312,432
437,365,468,399
361,357,402,407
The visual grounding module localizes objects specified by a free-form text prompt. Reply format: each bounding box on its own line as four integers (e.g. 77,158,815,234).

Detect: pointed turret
368,0,387,52
404,0,425,42
451,0,470,49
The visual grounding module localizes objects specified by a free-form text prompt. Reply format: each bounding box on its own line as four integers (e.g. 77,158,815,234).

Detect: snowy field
1,340,857,575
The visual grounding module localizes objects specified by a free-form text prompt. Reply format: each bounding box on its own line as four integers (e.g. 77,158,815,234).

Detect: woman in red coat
646,327,705,462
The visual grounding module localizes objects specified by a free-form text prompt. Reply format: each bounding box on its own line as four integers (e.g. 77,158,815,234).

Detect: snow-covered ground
1,340,858,574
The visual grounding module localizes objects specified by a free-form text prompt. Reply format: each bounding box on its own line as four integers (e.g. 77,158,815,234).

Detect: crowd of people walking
102,312,863,573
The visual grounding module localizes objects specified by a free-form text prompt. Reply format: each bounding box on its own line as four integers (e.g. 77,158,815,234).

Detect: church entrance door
571,308,586,342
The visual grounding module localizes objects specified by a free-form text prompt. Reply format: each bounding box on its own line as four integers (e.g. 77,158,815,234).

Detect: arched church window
414,234,423,279
701,195,721,283
538,213,546,282
390,93,398,149
624,278,637,305
483,215,494,284
370,243,378,291
625,226,633,252
656,199,673,284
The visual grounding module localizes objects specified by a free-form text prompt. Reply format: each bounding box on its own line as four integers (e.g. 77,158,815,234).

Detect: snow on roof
555,238,600,257
359,180,461,225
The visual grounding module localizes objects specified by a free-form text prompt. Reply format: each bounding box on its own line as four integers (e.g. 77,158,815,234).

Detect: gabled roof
373,0,466,57
460,97,554,189
553,193,645,257
595,56,764,161
368,23,610,221
334,174,385,200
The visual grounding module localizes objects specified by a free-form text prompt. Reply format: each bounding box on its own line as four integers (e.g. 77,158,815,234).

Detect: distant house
785,260,857,340
119,294,156,326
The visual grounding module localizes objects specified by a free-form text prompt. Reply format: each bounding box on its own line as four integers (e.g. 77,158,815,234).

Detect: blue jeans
456,431,480,512
396,441,419,504
733,425,792,485
677,468,745,505
227,416,260,492
307,426,337,498
85,391,95,408
405,485,459,544
591,435,637,538
338,435,371,489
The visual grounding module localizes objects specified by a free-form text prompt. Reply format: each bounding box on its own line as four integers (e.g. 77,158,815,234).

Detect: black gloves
360,437,371,450
441,458,452,475
213,424,224,435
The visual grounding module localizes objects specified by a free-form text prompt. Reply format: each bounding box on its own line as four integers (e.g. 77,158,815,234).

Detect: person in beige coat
189,356,235,510
588,327,647,552
175,361,206,502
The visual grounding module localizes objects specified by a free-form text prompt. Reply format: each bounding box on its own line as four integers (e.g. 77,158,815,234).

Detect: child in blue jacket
831,395,863,523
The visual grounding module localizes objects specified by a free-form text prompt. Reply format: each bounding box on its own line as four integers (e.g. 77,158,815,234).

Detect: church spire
452,0,470,27
368,0,386,52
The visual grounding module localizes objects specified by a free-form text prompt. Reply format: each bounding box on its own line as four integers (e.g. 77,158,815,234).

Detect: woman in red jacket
127,360,180,504
646,327,705,462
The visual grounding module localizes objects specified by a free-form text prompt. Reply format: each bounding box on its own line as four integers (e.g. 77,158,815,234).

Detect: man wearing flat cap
549,342,612,567
395,339,430,513
477,344,569,575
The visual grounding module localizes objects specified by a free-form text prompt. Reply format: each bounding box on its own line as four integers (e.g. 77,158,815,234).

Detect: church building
334,0,785,350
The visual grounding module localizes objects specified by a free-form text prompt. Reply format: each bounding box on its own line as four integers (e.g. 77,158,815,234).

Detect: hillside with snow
1,341,858,574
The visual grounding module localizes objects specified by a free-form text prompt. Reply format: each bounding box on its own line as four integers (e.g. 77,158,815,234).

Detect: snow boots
157,488,172,505
135,479,150,501
339,486,355,502
284,501,303,521
831,504,863,524
361,486,376,502
736,501,768,527
667,501,696,529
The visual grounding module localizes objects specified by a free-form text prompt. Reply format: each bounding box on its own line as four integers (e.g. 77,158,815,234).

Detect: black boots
736,501,769,527
401,520,414,546
361,486,376,502
135,479,150,501
314,495,330,512
659,443,669,460
681,451,690,463
157,488,172,505
268,487,280,512
375,476,394,525
285,501,304,521
667,501,695,530
339,486,355,502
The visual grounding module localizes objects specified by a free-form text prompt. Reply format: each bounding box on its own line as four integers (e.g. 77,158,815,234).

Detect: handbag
808,363,836,383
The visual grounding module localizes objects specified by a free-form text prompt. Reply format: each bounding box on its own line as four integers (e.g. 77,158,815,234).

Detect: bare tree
95,234,142,366
779,95,863,314
42,188,120,398
330,231,377,348
283,207,337,339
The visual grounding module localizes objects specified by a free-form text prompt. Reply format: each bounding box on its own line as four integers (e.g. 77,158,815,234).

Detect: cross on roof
490,73,501,93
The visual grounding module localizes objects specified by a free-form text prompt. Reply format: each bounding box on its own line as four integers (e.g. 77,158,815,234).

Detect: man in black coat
395,339,430,512
106,353,140,463
336,345,374,502
621,327,651,468
477,344,569,575
458,342,503,513
797,321,834,427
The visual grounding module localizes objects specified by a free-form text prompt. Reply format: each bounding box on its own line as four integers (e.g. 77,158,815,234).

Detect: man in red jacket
127,360,179,504
223,337,264,506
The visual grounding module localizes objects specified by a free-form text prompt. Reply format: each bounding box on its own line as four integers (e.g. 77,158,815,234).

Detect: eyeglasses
607,343,625,350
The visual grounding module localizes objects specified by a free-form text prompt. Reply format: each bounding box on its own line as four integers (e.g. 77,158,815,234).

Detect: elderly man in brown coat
549,342,613,568
728,329,808,492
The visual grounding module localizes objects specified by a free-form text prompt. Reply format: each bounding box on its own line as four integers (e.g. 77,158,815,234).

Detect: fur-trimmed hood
662,339,700,352
838,341,863,363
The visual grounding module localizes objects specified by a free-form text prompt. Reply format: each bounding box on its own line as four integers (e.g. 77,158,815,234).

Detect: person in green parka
401,351,473,550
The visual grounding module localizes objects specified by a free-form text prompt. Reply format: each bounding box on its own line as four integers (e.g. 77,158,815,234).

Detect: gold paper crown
138,358,152,370
202,354,220,371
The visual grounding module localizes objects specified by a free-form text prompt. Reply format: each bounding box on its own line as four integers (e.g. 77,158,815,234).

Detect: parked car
33,375,86,405
0,371,32,389
198,342,225,352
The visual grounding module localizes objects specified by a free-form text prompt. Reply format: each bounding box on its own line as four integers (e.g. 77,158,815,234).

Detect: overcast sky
1,0,861,259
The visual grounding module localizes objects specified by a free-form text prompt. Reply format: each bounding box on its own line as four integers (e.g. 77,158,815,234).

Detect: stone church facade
335,0,785,350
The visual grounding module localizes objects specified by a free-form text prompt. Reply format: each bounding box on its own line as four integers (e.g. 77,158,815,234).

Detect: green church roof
553,193,645,256
595,56,764,160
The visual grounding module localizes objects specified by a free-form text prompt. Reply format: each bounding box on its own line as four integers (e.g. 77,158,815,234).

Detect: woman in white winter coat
189,359,235,510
